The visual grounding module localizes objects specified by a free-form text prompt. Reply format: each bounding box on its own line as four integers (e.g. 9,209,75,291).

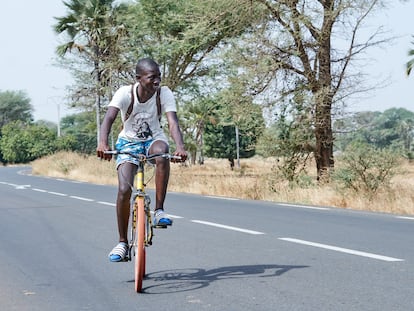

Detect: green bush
333,143,400,198
0,121,57,163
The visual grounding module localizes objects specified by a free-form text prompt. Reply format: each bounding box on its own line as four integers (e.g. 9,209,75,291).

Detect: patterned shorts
115,137,155,169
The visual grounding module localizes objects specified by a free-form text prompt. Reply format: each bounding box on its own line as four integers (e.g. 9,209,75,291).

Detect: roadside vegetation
31,150,414,216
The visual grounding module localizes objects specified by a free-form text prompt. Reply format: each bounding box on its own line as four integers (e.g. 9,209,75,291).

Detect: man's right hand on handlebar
96,143,113,161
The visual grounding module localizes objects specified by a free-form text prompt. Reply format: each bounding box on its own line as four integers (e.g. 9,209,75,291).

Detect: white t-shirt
108,83,177,142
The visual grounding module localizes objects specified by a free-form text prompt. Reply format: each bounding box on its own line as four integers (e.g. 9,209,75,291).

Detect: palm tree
407,36,414,76
54,0,128,145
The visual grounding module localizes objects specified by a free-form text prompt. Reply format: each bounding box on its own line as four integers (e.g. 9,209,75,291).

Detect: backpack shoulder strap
156,87,161,123
125,84,161,124
124,84,134,122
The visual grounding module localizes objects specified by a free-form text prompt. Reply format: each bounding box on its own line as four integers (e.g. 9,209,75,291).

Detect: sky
0,1,413,123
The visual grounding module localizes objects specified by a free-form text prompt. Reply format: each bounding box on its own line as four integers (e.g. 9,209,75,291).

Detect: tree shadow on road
139,264,309,294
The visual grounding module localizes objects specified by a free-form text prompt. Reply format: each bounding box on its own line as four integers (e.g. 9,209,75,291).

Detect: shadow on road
140,264,309,294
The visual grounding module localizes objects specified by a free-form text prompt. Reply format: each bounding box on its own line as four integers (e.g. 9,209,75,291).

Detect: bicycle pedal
152,224,168,229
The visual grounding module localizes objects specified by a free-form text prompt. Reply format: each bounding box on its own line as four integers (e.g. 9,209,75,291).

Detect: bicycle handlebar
103,150,182,161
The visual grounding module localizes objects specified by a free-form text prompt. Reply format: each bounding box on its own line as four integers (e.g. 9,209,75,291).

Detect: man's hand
172,147,187,163
96,144,113,161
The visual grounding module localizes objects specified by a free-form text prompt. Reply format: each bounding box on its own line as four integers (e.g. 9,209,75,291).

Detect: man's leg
148,140,170,211
116,162,137,242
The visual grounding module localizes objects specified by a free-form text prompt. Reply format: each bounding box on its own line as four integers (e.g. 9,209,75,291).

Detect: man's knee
150,140,169,154
118,179,132,198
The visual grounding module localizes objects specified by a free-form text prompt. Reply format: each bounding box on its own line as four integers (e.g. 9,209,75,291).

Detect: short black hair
135,58,159,76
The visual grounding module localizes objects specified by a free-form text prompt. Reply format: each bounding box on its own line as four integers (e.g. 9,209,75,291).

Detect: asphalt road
0,166,413,310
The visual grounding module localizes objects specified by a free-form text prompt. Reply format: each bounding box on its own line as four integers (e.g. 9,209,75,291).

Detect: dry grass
31,151,414,216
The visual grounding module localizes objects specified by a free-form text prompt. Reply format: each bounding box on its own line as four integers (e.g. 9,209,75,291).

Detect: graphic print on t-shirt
132,112,153,140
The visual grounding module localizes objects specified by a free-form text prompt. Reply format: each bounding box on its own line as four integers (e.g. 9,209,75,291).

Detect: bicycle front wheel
135,197,146,293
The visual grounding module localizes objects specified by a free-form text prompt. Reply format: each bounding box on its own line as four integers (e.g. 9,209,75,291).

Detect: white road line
279,238,404,262
396,216,414,220
48,191,67,196
97,201,116,206
15,184,31,189
0,182,17,187
167,214,184,219
205,196,239,201
69,196,94,202
279,203,330,211
191,220,265,235
32,188,47,193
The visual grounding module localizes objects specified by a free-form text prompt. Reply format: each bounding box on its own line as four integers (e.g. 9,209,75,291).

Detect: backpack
124,84,162,124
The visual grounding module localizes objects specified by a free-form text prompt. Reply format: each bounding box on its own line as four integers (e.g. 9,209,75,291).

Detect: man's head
135,58,160,75
135,58,161,92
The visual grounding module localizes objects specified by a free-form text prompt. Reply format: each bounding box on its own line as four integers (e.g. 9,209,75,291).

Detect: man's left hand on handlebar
171,147,187,163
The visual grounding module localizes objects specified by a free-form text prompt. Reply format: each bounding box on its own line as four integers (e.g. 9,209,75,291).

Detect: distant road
1,166,413,311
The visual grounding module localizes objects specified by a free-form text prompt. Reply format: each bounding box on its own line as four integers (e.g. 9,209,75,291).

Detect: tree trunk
95,95,101,146
314,96,334,181
95,58,101,147
314,2,334,181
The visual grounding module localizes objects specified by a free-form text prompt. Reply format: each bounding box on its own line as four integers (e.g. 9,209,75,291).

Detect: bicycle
104,150,181,292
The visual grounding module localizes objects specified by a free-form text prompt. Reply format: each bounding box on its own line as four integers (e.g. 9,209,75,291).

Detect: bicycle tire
135,197,146,292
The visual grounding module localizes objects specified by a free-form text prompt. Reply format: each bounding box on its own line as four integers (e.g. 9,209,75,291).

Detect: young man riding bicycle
96,58,187,262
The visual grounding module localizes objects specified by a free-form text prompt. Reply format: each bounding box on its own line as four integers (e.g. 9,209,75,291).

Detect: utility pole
57,103,61,137
47,96,62,137
235,125,240,169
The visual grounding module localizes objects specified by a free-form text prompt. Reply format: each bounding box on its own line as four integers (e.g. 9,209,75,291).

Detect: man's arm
165,111,187,161
96,107,119,160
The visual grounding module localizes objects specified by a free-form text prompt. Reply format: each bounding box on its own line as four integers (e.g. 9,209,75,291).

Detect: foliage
180,96,219,164
203,94,264,163
124,0,263,91
0,121,57,163
333,143,400,199
0,90,33,127
257,98,314,182
54,0,130,144
334,108,414,155
60,112,102,154
227,0,390,179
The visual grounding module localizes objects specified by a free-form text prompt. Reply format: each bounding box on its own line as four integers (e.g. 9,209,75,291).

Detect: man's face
137,66,161,92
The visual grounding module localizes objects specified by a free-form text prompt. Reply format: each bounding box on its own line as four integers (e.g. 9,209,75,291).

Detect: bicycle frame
129,159,154,256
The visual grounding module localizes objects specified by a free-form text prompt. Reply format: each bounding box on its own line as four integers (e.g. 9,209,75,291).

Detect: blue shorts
115,137,155,169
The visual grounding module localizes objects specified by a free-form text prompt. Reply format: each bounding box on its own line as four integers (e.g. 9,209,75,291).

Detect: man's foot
108,242,128,262
153,209,173,227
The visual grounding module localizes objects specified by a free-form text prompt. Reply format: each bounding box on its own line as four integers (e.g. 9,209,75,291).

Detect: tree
231,0,390,180
257,98,315,181
0,90,33,127
181,97,219,164
124,0,264,91
204,94,265,168
54,0,129,146
0,121,57,163
60,112,104,154
334,108,414,152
